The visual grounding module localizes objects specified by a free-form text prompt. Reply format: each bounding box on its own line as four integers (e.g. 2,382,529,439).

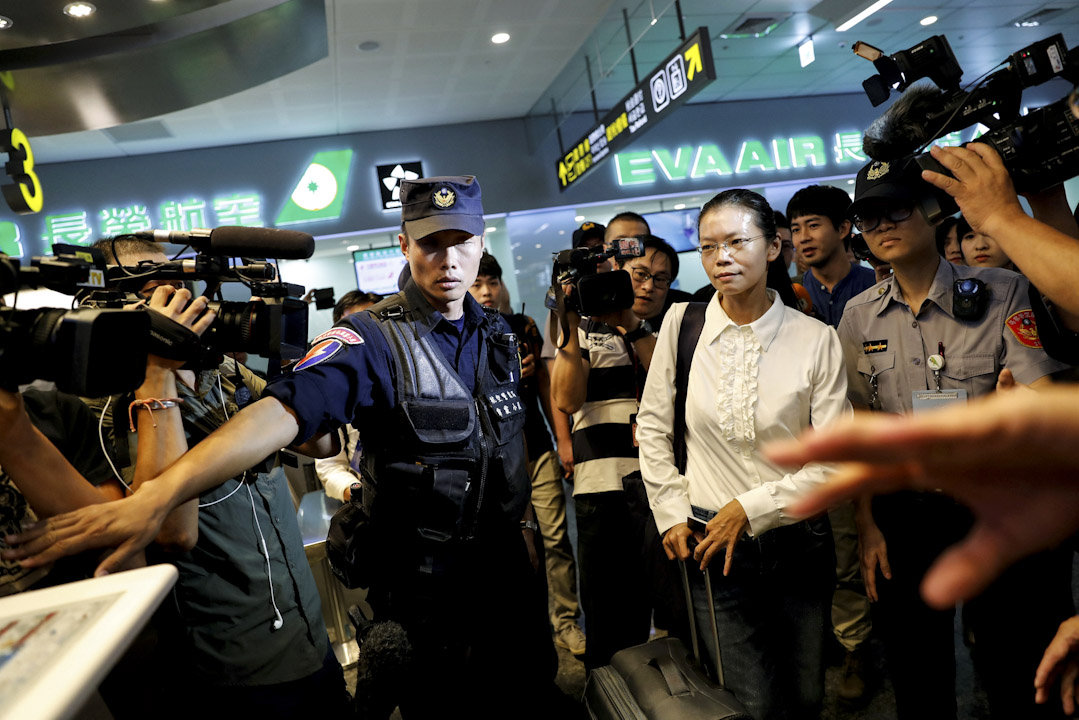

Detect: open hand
766,386,1079,608
1,481,173,577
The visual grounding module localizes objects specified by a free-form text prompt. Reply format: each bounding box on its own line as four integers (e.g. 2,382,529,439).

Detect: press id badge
911,389,967,414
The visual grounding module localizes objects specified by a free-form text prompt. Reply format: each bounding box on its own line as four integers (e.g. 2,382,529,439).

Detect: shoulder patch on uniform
863,340,888,354
1006,310,1042,349
294,338,345,371
314,327,364,346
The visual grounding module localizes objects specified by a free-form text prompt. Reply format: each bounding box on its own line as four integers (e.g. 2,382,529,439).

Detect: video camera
0,246,149,396
81,227,314,368
547,236,643,318
856,33,1079,193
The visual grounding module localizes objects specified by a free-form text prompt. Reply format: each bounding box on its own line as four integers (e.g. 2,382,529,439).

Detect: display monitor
353,246,408,295
641,209,699,253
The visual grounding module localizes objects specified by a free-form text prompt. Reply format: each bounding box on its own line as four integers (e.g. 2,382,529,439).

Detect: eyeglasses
851,202,915,233
628,267,672,289
697,235,765,257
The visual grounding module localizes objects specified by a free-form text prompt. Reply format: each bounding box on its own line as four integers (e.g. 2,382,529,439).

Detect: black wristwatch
520,520,539,532
624,319,653,343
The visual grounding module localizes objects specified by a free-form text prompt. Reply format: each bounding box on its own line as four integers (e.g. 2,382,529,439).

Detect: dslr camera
856,33,1079,193
0,246,149,396
82,226,313,368
547,237,643,319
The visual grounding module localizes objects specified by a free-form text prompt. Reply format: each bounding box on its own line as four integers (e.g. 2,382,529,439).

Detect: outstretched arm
765,385,1079,608
2,395,311,575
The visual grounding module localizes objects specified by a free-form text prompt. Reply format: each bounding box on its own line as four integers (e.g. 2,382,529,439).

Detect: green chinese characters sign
0,149,355,259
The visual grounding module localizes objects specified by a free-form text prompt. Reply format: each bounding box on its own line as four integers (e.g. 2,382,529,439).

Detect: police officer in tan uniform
838,156,1072,720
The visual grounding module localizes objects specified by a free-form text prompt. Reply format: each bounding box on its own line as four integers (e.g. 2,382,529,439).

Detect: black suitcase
583,561,752,720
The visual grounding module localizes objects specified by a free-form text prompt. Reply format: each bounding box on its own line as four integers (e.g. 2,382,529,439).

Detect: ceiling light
534,243,543,249
485,226,497,233
799,37,816,67
847,179,855,184
919,15,938,26
491,32,510,44
347,245,360,251
650,18,658,26
1012,8,1063,28
63,2,96,18
673,203,686,210
835,0,893,32
574,215,585,222
0,16,12,29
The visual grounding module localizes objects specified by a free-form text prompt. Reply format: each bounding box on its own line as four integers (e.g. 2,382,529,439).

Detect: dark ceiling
0,0,328,136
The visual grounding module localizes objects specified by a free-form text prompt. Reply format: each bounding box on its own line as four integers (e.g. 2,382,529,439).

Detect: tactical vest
354,292,529,554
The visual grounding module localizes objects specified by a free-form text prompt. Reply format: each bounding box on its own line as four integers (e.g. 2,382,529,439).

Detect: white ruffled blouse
637,292,852,536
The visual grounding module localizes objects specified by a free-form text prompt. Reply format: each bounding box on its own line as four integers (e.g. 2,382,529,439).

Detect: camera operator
837,155,1071,720
550,233,678,669
81,237,348,717
540,216,652,483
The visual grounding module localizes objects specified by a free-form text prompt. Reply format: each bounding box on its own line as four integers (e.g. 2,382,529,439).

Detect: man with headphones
80,237,348,718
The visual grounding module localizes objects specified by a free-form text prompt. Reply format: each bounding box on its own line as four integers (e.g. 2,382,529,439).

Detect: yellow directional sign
555,27,716,192
685,43,704,81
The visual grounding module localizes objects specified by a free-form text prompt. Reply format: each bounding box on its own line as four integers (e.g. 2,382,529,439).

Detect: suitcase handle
678,557,727,689
649,656,692,697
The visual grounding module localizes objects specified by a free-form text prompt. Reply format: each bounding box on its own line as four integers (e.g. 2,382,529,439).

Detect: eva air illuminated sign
614,129,976,186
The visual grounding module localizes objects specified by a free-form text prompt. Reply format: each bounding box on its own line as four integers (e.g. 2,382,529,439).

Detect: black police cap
400,175,485,240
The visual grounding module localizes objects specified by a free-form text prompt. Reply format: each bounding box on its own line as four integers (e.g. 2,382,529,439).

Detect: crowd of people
1,138,1078,720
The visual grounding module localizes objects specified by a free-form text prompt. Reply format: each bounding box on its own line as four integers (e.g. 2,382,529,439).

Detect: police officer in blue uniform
2,176,559,717
272,176,556,716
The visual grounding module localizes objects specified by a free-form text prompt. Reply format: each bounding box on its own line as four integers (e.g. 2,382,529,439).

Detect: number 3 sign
2,128,43,214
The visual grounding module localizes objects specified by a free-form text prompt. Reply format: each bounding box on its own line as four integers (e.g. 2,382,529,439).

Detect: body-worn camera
0,247,149,395
857,33,1079,193
547,237,643,318
82,230,311,368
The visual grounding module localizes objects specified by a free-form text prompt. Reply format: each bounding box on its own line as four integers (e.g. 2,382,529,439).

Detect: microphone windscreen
208,227,315,259
863,84,943,161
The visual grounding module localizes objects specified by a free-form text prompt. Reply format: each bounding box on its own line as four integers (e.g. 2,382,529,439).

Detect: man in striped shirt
551,231,679,669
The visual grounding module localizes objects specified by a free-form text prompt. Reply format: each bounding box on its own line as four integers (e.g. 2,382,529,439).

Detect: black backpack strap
673,303,707,475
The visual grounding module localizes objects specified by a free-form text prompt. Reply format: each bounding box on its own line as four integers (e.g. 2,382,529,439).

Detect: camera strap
546,273,572,350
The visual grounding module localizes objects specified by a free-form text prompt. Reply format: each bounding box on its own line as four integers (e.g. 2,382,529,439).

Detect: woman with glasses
636,188,850,720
